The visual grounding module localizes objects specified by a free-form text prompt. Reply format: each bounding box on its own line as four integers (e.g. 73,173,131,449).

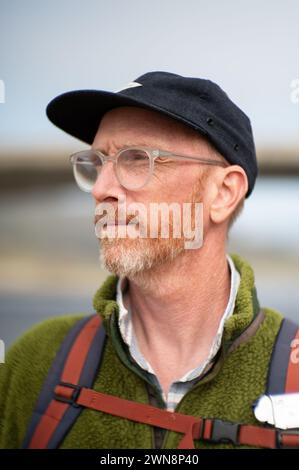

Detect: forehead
92,106,205,149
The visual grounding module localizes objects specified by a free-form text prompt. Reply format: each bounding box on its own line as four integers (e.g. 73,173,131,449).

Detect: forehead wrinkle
92,110,212,156
91,136,173,154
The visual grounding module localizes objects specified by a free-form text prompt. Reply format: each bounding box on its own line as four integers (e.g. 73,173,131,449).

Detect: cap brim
46,88,210,145
46,90,175,145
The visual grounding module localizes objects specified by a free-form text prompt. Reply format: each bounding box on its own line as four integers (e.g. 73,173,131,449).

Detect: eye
155,156,172,163
119,149,149,165
155,156,176,168
131,152,147,161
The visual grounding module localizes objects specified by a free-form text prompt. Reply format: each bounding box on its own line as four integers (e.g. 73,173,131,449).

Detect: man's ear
210,165,248,224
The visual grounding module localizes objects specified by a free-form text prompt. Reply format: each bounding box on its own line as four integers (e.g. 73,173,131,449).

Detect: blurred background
0,0,298,347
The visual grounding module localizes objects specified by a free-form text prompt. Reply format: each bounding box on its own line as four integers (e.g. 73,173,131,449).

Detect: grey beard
99,237,185,279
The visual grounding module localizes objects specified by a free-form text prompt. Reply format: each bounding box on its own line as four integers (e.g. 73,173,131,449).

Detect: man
0,72,298,449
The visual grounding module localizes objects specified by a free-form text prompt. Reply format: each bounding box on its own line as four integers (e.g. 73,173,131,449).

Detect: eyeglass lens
72,149,151,191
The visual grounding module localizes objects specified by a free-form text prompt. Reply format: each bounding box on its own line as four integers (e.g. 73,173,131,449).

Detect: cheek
157,168,201,201
132,164,204,205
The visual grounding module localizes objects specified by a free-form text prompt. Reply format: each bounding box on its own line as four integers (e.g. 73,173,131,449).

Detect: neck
123,234,231,370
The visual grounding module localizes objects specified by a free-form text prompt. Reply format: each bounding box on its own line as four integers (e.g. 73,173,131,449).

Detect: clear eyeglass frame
69,146,228,192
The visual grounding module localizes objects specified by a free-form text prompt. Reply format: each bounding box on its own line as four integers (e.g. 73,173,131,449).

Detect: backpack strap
267,317,299,394
72,386,299,448
22,314,106,449
23,312,299,449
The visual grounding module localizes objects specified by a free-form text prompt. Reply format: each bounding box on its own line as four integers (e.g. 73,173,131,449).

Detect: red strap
76,387,203,449
286,327,299,393
61,315,102,384
280,433,299,448
31,381,299,448
238,424,276,449
28,400,70,449
28,315,101,449
75,387,298,449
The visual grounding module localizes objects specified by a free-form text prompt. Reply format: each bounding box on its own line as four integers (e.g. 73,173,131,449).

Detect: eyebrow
92,141,160,153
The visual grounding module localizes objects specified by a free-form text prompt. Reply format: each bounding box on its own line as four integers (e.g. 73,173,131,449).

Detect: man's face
91,106,212,278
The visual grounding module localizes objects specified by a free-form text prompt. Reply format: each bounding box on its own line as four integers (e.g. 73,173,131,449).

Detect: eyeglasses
69,146,228,192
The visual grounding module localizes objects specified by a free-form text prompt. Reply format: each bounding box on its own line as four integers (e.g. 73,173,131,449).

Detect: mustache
94,212,140,226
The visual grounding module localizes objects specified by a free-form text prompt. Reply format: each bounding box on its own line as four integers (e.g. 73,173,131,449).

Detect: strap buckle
54,381,82,408
210,419,239,445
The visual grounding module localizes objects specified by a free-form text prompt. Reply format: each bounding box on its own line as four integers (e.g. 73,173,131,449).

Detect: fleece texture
0,253,284,449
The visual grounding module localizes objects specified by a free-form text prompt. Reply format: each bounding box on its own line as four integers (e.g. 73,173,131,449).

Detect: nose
91,160,126,202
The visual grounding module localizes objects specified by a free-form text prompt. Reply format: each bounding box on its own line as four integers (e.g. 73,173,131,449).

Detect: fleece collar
92,253,260,349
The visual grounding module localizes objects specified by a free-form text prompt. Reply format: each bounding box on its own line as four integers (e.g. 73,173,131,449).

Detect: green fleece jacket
0,253,284,449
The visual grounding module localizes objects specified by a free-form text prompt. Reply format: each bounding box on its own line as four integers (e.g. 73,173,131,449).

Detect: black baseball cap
46,71,258,197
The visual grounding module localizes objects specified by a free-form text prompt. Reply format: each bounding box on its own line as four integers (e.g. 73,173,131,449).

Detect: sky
0,0,299,158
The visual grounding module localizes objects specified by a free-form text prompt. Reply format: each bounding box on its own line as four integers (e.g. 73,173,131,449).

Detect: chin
99,237,185,278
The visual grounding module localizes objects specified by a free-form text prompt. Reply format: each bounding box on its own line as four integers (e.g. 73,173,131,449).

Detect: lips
94,218,130,226
105,222,128,226
94,215,138,226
